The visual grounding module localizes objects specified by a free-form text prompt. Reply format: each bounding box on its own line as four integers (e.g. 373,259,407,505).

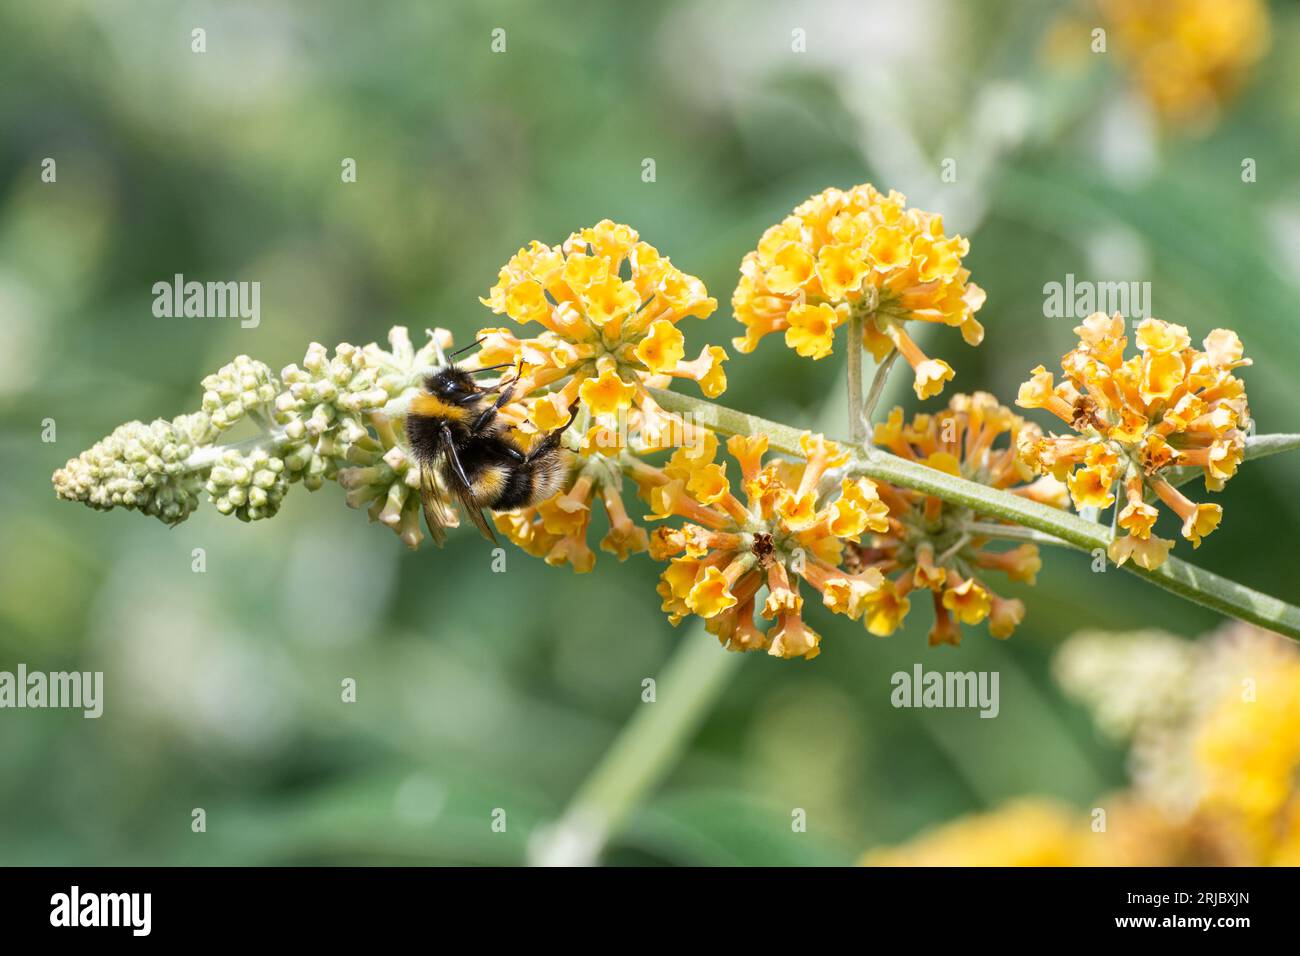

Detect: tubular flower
731,184,985,400
1015,314,1251,571
844,393,1067,646
478,220,726,428
1098,0,1269,127
638,431,890,660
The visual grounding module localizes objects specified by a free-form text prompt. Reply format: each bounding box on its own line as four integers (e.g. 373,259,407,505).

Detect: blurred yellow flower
1098,0,1269,127
1016,314,1251,571
1060,623,1300,864
1193,628,1300,861
863,797,1184,867
867,622,1300,866
732,184,984,400
863,799,1089,867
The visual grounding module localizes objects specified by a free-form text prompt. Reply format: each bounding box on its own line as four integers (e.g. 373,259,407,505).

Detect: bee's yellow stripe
472,464,508,503
411,393,469,422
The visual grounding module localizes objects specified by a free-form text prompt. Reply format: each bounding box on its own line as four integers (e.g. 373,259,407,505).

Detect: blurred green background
1,0,1297,865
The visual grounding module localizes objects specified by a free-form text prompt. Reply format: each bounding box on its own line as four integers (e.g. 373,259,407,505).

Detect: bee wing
419,461,450,548
440,435,500,546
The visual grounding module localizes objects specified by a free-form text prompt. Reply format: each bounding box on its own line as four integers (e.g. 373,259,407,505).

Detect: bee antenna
449,337,486,358
467,363,515,373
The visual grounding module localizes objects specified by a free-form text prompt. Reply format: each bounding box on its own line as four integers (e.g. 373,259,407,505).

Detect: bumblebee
405,350,575,546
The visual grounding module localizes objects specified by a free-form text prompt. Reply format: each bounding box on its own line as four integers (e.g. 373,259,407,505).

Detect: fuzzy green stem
182,427,291,472
651,388,1300,641
964,521,1076,546
862,348,900,430
1165,433,1300,492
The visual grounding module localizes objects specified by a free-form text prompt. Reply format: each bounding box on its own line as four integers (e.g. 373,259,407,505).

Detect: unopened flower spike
732,183,985,399
635,429,891,660
53,327,456,548
1016,313,1251,571
848,393,1067,646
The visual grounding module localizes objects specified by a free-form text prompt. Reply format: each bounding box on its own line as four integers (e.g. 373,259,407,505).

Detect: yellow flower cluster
1016,313,1250,571
473,220,728,570
635,431,891,660
1192,627,1300,863
731,184,985,399
479,219,726,434
854,393,1068,645
1098,0,1269,126
866,623,1300,866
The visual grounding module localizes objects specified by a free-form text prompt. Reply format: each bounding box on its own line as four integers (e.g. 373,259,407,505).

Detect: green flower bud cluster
337,434,432,550
51,411,216,526
201,355,280,431
205,447,289,521
273,327,449,484
52,326,453,540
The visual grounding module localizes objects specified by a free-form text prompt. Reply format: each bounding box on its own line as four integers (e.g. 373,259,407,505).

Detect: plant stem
862,348,900,430
534,371,913,865
527,627,742,866
964,521,1074,546
1165,433,1300,492
651,388,1300,640
182,427,291,472
846,312,865,445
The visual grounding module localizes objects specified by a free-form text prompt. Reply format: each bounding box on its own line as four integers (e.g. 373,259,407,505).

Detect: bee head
424,366,480,405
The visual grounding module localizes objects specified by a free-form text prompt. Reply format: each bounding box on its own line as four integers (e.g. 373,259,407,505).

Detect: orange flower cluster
1016,314,1250,571
478,220,726,436
636,431,891,659
731,184,985,399
473,220,728,570
852,394,1068,645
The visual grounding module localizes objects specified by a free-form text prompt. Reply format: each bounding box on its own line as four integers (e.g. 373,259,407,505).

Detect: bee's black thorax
404,405,446,467
404,364,570,512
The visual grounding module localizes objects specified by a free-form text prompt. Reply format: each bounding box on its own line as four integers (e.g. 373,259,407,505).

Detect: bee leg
439,425,476,489
554,401,581,436
470,384,518,434
523,402,580,463
500,363,522,389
